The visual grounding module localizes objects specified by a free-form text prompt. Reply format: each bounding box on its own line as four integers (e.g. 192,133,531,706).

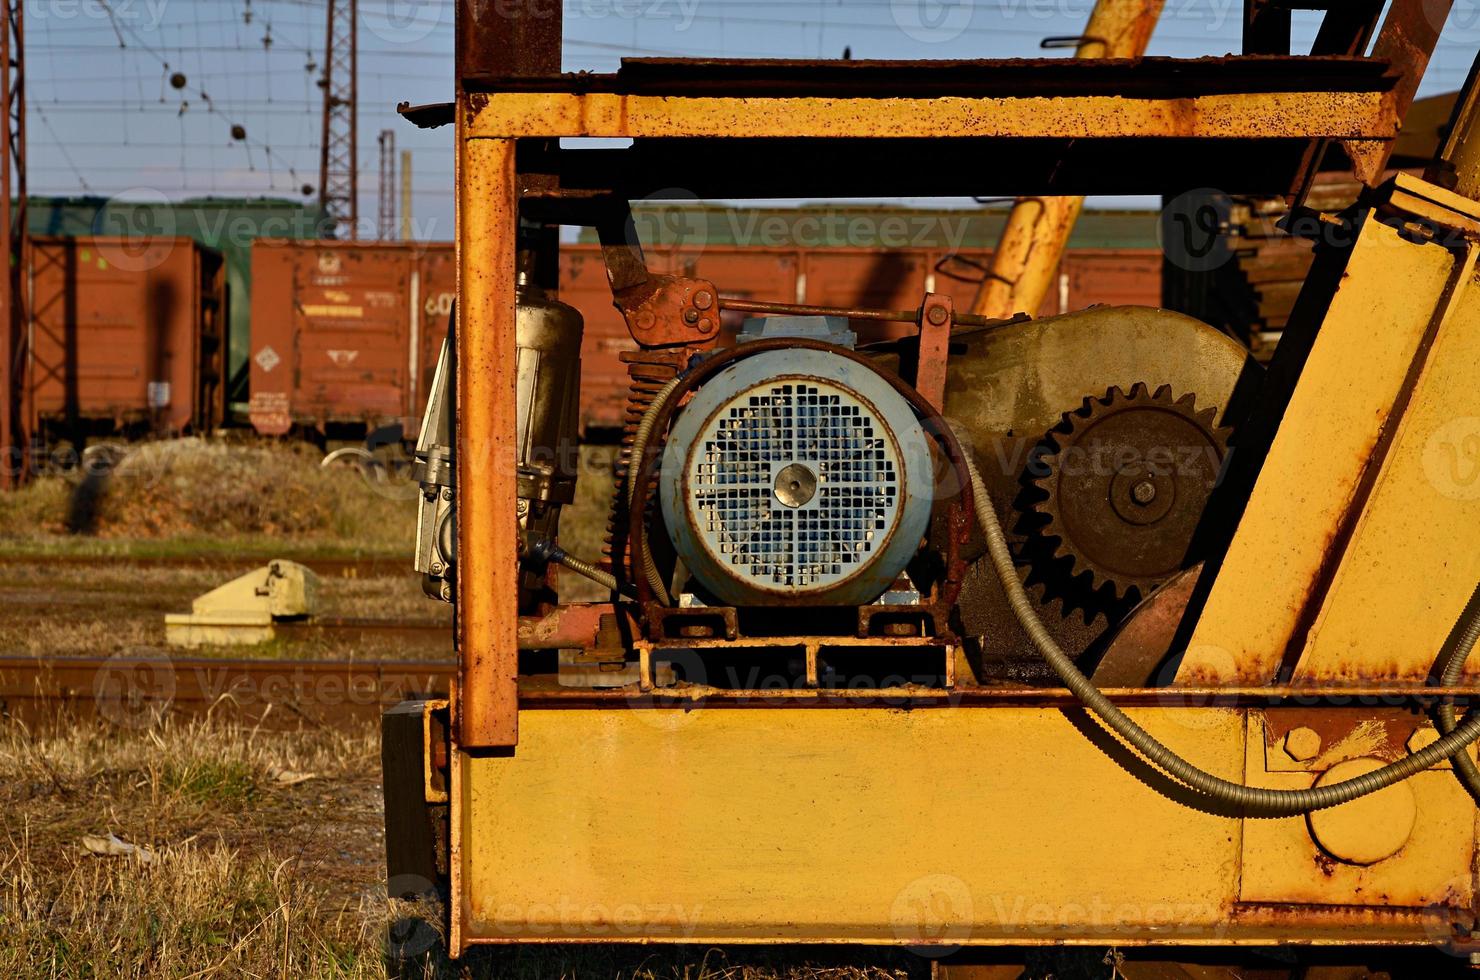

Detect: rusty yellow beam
1179,173,1480,684
972,0,1164,319
463,90,1398,141
448,705,1474,950
455,122,521,748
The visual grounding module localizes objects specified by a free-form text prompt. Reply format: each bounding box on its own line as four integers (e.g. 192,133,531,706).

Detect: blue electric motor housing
659,343,935,607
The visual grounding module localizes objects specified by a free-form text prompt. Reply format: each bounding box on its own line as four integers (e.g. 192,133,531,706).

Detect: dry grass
0,718,387,978
0,438,415,556
0,717,929,980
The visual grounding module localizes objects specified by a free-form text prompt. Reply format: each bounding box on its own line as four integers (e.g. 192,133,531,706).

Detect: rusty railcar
249,238,1161,438
25,236,226,443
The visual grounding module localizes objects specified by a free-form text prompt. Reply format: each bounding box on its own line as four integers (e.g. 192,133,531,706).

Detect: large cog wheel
1028,383,1230,604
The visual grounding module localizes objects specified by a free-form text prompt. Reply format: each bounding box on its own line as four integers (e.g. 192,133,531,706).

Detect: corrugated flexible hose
1436,584,1480,802
951,419,1480,817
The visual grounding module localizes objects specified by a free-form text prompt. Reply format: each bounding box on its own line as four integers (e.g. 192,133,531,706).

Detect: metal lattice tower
0,0,25,488
318,0,357,240
377,129,396,240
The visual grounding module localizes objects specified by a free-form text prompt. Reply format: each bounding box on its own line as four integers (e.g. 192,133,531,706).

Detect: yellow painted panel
1181,219,1457,683
466,90,1395,140
457,706,1244,945
1296,260,1480,680
1240,716,1477,907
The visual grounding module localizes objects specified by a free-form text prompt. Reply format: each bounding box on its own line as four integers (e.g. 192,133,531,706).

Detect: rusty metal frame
454,54,1417,749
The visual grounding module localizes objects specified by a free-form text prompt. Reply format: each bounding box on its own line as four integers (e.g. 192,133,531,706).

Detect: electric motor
659,344,934,607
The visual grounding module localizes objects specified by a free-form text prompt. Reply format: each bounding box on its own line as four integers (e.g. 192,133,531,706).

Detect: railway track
0,654,454,728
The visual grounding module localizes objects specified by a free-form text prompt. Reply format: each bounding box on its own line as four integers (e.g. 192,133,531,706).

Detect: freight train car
247,236,1163,438
246,239,637,440
25,236,226,444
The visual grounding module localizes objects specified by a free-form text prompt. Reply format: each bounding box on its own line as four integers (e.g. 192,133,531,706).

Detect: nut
1284,726,1322,762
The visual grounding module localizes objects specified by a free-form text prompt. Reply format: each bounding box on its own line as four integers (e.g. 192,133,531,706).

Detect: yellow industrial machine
384,0,1480,968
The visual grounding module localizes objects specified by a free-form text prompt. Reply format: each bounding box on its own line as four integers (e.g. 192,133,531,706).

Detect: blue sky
25,0,1480,240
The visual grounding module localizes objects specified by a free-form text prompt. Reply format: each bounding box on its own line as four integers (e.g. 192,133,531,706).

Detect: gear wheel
1027,383,1230,603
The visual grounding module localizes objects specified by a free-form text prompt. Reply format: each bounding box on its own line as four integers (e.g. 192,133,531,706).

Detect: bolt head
693,289,714,311
1284,726,1322,762
1131,480,1157,505
683,308,700,324
926,305,949,326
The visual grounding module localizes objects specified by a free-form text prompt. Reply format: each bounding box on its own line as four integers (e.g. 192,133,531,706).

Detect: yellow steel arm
970,0,1165,320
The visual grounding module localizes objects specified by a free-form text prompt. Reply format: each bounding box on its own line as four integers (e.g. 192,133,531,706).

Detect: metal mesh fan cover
660,348,933,607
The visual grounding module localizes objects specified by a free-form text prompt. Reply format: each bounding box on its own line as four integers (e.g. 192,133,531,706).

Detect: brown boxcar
26,236,226,440
248,240,437,437
248,240,1162,437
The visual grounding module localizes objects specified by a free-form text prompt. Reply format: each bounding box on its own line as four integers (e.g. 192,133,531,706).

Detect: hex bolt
693,289,714,310
1131,480,1157,505
1284,726,1322,762
926,305,949,326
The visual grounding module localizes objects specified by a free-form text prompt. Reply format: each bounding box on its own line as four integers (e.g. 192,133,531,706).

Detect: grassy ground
0,560,452,661
0,441,940,977
0,438,456,661
0,716,927,980
0,438,416,558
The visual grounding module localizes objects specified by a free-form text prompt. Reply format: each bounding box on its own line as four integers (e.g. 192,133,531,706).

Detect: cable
951,418,1480,817
526,538,624,596
1435,584,1480,802
552,547,621,595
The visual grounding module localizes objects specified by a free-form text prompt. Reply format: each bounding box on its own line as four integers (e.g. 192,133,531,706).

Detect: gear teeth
1020,382,1233,609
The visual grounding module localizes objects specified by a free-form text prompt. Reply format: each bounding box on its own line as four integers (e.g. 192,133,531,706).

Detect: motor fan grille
688,379,903,592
